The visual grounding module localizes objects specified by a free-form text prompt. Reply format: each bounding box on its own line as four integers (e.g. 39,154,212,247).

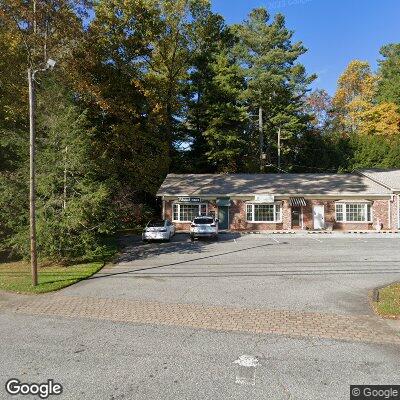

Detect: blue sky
211,0,400,95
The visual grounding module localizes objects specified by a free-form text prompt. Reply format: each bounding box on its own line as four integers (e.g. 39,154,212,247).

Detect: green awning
216,198,231,206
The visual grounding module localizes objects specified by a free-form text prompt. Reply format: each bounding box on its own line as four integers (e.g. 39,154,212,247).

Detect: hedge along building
157,172,398,232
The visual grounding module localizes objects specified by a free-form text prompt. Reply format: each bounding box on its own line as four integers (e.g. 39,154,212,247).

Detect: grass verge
372,282,400,319
0,261,104,294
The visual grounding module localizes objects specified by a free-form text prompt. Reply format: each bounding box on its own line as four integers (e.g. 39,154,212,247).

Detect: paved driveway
1,233,400,399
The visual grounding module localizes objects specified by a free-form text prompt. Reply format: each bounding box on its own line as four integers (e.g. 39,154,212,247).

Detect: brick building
157,171,400,232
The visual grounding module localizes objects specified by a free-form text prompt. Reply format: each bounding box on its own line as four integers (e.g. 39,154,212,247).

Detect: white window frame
335,202,372,223
172,203,208,222
246,202,282,223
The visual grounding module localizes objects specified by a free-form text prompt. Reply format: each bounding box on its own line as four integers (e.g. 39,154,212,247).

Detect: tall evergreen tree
185,4,251,172
232,8,315,171
185,7,229,172
201,50,249,172
377,43,400,107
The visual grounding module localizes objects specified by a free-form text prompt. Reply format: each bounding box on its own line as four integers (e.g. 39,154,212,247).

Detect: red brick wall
303,199,389,230
300,200,374,230
372,199,389,230
164,198,390,231
390,195,399,230
282,201,291,230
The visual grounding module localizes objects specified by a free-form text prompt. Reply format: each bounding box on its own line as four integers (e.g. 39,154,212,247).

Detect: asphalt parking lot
1,233,400,400
64,232,400,316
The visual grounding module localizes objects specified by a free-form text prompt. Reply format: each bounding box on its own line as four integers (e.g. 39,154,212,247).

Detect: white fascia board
160,193,391,200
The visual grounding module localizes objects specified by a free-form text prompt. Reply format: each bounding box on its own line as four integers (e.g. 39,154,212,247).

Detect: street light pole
28,68,38,286
28,59,56,286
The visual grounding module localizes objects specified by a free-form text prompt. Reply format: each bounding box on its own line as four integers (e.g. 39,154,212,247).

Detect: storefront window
173,203,208,222
246,203,282,222
335,203,372,222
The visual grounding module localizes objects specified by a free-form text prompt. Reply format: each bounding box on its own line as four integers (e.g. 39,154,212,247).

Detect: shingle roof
157,173,392,197
358,169,400,191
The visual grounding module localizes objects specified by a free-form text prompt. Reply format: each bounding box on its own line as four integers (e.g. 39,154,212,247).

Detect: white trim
160,193,391,199
249,200,281,204
246,203,282,223
335,199,371,203
335,202,373,223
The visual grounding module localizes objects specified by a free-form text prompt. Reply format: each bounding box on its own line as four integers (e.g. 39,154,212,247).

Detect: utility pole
277,126,281,170
28,68,38,286
258,106,264,172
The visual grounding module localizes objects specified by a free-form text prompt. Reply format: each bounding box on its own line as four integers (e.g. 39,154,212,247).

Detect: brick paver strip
11,296,400,345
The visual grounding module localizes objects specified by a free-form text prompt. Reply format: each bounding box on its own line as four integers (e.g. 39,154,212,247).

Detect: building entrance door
313,205,325,229
291,207,301,228
218,206,229,230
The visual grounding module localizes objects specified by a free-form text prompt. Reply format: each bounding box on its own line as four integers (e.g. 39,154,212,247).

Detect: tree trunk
33,0,37,34
278,126,281,169
63,145,68,209
258,106,264,172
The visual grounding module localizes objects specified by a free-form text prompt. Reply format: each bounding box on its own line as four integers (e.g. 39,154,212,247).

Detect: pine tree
4,80,117,261
377,43,400,107
232,8,315,171
202,50,249,172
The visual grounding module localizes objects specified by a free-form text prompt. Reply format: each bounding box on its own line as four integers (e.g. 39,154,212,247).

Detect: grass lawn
0,261,104,294
373,283,400,318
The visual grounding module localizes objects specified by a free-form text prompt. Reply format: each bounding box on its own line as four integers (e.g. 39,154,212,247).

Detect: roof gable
358,169,400,191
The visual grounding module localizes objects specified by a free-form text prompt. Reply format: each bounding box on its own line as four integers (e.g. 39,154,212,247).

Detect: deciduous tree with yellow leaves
333,60,400,136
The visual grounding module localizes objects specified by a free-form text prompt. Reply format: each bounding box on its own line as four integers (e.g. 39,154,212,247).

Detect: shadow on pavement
117,232,241,263
90,236,274,281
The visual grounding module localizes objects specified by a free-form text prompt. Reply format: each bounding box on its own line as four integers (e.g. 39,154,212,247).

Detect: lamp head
46,59,56,69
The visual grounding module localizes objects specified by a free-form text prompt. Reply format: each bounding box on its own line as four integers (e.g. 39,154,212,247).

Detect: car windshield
148,220,165,227
193,217,214,224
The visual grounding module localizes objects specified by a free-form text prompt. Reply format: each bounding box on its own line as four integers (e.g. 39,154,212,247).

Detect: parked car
190,216,218,241
142,219,175,242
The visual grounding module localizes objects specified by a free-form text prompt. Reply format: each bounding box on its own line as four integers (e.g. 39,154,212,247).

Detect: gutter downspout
397,194,400,229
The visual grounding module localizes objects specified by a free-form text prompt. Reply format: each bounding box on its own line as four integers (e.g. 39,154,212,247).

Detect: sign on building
254,194,274,203
178,197,201,203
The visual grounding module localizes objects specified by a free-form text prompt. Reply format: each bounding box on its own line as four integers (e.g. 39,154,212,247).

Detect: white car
142,219,175,242
190,216,218,241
